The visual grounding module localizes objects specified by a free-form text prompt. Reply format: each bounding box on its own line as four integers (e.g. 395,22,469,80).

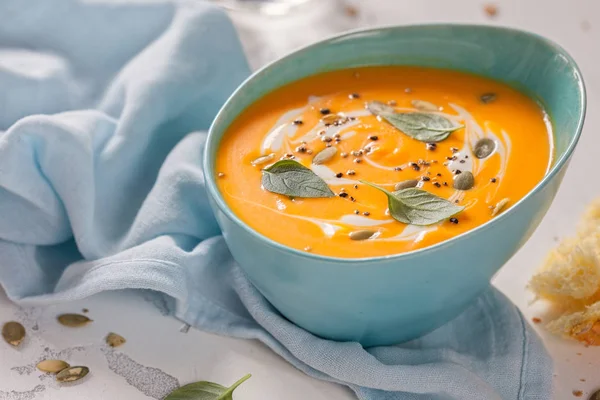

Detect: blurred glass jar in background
211,0,318,16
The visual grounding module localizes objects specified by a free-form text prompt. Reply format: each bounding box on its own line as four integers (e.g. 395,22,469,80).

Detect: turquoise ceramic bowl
204,25,586,346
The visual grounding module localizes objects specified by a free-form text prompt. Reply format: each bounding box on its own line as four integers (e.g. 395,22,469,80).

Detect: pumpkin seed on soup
394,179,419,191
312,147,337,165
251,153,275,166
56,366,90,383
491,198,510,216
349,230,376,241
480,93,497,104
37,360,70,374
473,138,496,159
57,314,92,328
2,321,25,347
453,171,475,190
411,99,438,112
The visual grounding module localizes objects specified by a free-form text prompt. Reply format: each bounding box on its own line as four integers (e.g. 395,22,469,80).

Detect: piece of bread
546,300,600,346
528,234,600,304
528,199,600,345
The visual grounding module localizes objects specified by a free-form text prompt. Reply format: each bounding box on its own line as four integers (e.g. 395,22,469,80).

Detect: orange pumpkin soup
216,66,553,258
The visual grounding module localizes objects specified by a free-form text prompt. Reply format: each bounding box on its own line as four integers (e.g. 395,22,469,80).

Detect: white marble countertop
2,0,600,399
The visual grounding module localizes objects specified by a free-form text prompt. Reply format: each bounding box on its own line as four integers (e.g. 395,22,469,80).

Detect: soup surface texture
216,67,553,258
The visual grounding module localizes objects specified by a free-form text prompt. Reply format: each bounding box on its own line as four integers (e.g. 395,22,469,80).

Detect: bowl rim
204,23,587,264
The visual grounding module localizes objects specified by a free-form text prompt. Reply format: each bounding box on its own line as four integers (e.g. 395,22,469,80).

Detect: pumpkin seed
251,153,275,166
588,389,600,400
105,332,126,348
57,314,92,328
312,147,337,165
394,179,419,191
56,366,89,383
491,198,510,216
473,138,496,159
453,171,475,190
411,99,438,112
349,230,376,241
37,359,70,374
480,93,497,104
321,113,343,125
2,321,25,347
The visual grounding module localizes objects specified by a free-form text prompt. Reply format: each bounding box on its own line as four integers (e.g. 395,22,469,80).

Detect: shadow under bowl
204,24,586,346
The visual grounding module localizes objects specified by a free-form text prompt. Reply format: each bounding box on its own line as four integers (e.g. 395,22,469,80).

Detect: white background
1,0,600,399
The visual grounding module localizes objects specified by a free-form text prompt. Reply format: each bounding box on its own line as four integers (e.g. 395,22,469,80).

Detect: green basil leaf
367,101,462,143
164,374,251,400
361,180,464,225
261,160,335,198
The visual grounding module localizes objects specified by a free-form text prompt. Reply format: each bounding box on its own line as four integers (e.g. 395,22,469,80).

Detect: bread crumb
573,390,583,397
579,378,586,382
532,317,542,324
484,4,498,18
343,4,359,18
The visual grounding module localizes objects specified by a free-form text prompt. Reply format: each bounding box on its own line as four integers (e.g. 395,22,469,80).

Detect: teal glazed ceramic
204,25,586,346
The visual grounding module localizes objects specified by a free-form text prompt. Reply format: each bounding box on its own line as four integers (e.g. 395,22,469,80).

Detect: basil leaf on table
164,374,251,400
361,180,464,225
261,160,335,198
367,101,462,143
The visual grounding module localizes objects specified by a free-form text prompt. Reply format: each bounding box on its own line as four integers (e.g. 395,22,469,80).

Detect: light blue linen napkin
0,1,552,399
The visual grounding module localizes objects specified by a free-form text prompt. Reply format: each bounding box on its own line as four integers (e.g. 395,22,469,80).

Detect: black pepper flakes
350,196,356,202
368,135,378,141
394,166,403,171
339,192,349,198
454,170,462,175
349,93,360,99
433,182,441,188
293,119,303,125
347,170,356,175
426,143,437,151
436,173,442,177
341,152,348,158
421,176,431,182
443,182,448,186
450,147,459,153
354,210,360,214
446,156,457,161
353,158,362,164
321,136,332,142
336,172,343,178
410,163,420,171
363,211,370,216
449,218,459,224
490,178,497,183
320,108,331,115
354,184,359,189
459,159,466,164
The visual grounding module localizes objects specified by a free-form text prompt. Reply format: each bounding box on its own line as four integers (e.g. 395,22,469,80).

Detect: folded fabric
0,1,552,399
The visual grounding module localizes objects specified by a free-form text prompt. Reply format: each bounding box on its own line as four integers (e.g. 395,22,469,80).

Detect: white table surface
2,0,600,399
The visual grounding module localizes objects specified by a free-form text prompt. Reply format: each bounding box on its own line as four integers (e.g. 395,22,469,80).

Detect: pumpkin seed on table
411,99,439,112
56,366,90,383
491,198,510,216
2,321,25,347
250,153,275,166
57,314,92,328
394,179,419,191
105,332,126,348
312,147,337,165
37,359,70,374
473,138,496,159
349,230,377,241
453,171,475,190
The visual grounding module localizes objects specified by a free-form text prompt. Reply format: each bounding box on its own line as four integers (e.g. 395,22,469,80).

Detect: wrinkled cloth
0,1,552,399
